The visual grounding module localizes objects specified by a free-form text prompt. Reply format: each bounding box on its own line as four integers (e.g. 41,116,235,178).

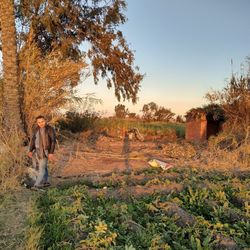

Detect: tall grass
141,121,185,138
0,128,26,193
95,118,185,138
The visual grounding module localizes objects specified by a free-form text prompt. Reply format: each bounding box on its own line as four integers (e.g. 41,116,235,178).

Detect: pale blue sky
0,1,249,116
79,0,250,116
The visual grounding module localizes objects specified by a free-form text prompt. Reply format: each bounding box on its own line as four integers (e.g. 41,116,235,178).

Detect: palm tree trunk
0,0,23,131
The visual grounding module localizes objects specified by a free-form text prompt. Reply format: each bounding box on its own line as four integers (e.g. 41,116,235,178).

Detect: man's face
37,118,46,128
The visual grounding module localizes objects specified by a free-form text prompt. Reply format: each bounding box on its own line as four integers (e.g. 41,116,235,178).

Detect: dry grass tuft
161,129,249,171
25,200,43,250
202,131,250,169
0,128,26,193
162,142,197,159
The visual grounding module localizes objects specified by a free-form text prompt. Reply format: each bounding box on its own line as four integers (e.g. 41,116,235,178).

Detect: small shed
185,105,225,142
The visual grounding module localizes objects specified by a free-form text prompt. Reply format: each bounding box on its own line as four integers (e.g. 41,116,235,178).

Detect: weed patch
27,168,249,249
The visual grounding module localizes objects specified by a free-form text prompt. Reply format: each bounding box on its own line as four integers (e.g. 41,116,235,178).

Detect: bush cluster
57,111,100,133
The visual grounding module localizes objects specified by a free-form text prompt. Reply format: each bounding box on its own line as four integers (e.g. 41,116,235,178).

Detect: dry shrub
19,42,87,133
0,128,26,193
202,131,250,169
202,69,250,170
165,132,249,170
206,72,250,135
57,110,100,133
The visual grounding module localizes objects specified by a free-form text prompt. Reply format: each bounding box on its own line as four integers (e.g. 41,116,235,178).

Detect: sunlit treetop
15,0,143,103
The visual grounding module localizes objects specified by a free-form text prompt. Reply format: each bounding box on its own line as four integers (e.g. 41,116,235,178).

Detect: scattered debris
162,142,196,159
30,186,46,192
148,159,174,171
127,128,144,141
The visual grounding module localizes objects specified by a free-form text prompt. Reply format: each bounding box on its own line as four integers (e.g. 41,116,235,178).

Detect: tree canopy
142,102,175,122
16,0,143,103
0,0,143,132
114,103,128,118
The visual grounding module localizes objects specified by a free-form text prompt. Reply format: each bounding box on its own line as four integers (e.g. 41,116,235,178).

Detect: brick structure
185,108,224,142
185,115,207,142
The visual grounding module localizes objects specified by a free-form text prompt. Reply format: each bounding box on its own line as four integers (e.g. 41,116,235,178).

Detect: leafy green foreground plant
27,169,250,249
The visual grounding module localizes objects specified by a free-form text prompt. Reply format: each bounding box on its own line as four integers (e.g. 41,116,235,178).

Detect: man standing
28,115,56,188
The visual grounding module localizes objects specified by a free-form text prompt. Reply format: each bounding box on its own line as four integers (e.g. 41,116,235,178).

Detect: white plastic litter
148,159,174,171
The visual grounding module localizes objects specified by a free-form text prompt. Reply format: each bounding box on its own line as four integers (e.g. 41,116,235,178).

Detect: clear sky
78,0,250,116
0,1,249,117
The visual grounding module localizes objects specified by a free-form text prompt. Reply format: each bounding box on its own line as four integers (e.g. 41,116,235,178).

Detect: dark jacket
29,125,56,154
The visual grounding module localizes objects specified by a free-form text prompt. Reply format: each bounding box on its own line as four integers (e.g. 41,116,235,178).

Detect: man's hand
28,152,33,158
48,154,55,161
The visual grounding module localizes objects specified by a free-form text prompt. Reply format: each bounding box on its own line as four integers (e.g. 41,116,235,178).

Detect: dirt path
52,134,173,179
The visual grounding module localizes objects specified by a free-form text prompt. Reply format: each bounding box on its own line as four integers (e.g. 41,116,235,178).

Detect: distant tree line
114,102,184,122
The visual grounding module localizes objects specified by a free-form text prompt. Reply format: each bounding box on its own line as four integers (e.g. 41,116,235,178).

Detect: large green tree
0,0,23,130
17,0,143,103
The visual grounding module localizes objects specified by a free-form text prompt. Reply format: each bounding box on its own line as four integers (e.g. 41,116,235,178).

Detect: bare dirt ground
47,131,185,199
48,131,249,200
52,132,174,179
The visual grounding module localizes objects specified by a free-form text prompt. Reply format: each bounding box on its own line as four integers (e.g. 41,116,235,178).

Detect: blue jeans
32,153,49,186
